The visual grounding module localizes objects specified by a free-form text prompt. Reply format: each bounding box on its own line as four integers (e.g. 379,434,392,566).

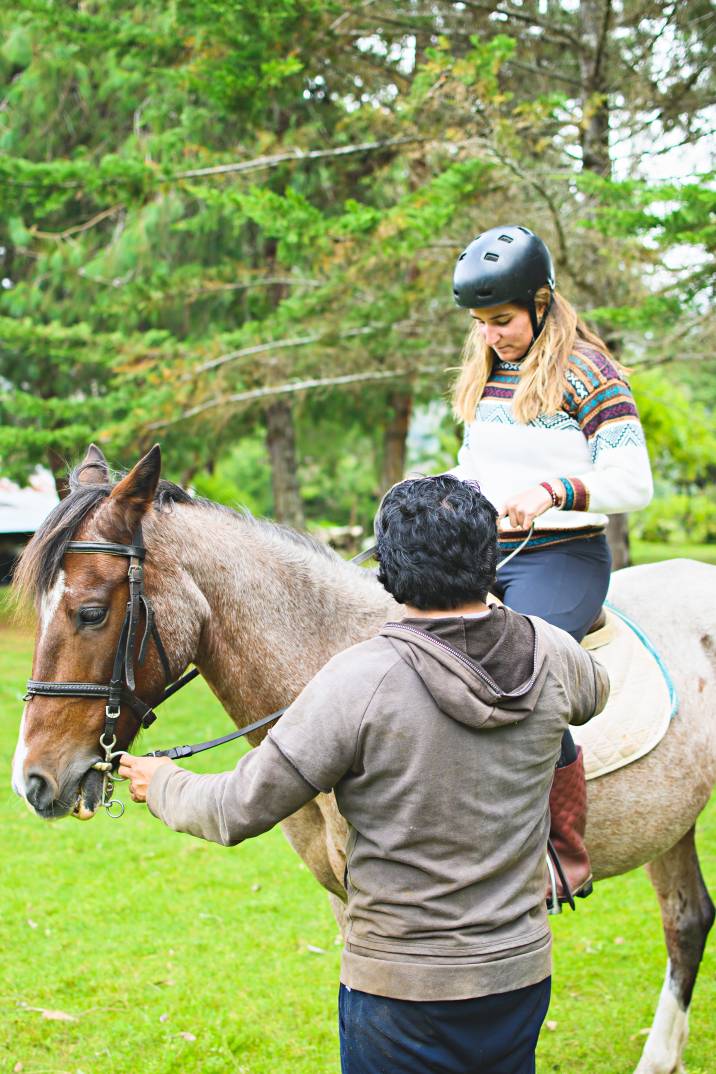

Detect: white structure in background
0,469,59,583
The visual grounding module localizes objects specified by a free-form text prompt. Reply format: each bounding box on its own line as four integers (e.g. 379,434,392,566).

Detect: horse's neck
151,505,395,728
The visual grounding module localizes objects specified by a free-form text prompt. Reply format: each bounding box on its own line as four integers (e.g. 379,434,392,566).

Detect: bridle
23,524,536,820
24,526,199,818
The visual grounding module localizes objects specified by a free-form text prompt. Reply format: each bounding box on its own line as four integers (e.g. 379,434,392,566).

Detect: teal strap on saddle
604,600,679,718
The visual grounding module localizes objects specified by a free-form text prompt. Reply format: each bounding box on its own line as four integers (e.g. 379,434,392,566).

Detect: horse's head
12,443,191,820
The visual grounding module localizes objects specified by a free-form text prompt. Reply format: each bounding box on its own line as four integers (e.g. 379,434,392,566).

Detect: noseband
24,527,198,817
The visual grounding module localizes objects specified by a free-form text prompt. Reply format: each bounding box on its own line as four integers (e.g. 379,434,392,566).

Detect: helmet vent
483,252,499,262
457,251,467,261
517,226,531,235
498,234,513,243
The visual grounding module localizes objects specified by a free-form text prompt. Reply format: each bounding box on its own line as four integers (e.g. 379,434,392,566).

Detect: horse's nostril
26,769,56,813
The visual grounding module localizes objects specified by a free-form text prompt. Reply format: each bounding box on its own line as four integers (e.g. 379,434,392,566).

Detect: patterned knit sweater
452,347,653,550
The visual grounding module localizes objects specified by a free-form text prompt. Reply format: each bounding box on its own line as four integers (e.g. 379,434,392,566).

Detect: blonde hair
452,288,627,425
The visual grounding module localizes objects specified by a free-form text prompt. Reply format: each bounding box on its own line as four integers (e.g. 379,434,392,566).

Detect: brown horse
11,445,716,1074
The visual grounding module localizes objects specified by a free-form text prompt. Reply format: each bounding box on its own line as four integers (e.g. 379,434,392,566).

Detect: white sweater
452,349,653,539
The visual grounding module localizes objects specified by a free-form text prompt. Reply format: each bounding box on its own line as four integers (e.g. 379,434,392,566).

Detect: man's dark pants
338,977,551,1074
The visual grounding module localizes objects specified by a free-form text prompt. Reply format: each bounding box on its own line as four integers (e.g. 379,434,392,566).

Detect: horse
11,444,716,1074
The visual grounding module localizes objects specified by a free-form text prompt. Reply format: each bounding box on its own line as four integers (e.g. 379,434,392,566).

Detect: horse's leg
634,826,715,1074
279,796,347,900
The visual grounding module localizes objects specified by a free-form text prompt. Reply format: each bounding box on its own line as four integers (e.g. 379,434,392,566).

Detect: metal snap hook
99,731,117,753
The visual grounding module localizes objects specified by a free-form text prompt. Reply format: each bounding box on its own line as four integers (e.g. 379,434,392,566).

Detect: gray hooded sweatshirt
148,606,609,1001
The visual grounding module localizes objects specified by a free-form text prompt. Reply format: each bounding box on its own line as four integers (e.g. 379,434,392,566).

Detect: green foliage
631,494,716,545
1,0,715,533
632,367,716,485
192,433,274,516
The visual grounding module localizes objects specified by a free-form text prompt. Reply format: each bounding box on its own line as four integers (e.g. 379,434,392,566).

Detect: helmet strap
528,290,554,340
515,291,555,362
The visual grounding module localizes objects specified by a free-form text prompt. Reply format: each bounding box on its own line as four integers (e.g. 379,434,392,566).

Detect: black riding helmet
453,225,555,340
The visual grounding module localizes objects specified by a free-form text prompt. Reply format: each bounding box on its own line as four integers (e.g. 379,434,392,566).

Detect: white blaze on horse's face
12,570,66,801
39,569,65,644
11,705,30,799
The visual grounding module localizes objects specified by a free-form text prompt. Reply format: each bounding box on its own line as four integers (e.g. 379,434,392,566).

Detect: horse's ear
76,443,110,486
104,445,162,538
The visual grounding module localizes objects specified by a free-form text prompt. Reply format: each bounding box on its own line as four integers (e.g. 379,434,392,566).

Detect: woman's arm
561,350,653,515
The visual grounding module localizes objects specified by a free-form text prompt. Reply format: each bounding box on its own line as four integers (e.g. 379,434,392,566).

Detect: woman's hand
118,753,175,804
498,483,562,531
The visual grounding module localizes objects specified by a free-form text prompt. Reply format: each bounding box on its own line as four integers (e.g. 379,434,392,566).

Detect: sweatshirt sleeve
561,350,653,515
540,621,610,727
147,644,386,845
564,643,610,727
147,737,318,846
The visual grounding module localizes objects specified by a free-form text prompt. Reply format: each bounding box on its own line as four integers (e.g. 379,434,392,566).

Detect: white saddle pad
573,606,676,781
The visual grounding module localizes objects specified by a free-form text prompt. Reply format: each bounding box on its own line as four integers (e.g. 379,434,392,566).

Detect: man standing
121,475,608,1074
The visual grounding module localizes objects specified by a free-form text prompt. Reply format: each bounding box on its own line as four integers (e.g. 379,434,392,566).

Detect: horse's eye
78,606,107,626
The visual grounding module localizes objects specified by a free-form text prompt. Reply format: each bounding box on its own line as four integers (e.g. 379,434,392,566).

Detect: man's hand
498,483,562,531
118,753,175,804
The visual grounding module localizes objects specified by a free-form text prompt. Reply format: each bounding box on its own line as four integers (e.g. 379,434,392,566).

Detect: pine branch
182,318,451,381
171,136,430,181
29,204,123,241
182,325,389,381
454,0,582,49
503,58,582,89
148,366,447,429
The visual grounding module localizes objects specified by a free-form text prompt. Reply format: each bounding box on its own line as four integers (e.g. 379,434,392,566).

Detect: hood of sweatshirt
380,605,549,730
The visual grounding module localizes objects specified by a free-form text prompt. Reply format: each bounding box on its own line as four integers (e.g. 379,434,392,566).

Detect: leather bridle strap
24,526,199,742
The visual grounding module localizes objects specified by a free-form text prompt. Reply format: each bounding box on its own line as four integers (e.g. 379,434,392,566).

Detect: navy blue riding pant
339,978,551,1074
494,534,611,765
493,534,612,643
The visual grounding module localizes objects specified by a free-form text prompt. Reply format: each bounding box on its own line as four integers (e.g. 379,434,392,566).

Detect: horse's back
586,557,716,879
608,557,716,630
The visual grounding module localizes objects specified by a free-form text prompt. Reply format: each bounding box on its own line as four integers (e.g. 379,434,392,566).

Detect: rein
24,522,534,819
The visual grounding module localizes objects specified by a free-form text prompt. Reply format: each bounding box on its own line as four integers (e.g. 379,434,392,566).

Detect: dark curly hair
375,475,498,610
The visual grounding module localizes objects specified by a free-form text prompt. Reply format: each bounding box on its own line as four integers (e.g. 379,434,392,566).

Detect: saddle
573,605,676,780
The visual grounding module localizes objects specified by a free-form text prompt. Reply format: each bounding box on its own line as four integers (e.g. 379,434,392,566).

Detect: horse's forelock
14,468,196,605
14,486,110,604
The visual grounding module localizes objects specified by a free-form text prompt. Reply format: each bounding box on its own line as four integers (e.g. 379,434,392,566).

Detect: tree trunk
264,397,305,530
47,447,70,500
607,514,630,571
579,0,631,569
380,391,412,494
578,0,613,179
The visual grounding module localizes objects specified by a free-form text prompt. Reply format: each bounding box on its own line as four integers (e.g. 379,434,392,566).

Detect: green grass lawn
1,578,714,1074
631,539,716,566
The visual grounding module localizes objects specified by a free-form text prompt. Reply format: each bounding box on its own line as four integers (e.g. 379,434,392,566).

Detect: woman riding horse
450,224,653,899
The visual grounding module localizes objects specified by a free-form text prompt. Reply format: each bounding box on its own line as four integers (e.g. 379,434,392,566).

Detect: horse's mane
14,461,338,603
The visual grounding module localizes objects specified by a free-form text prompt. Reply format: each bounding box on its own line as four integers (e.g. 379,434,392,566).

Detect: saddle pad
572,607,675,781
